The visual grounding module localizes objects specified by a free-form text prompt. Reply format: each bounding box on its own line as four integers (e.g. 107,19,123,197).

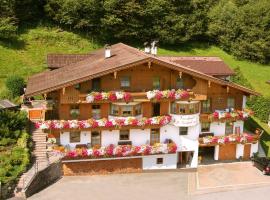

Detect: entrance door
152,103,160,116
243,144,251,160
177,152,193,168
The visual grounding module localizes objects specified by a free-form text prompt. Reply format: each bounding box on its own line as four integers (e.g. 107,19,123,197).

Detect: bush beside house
0,110,31,199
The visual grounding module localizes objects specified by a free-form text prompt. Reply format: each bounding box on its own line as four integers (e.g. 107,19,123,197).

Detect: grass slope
0,25,101,91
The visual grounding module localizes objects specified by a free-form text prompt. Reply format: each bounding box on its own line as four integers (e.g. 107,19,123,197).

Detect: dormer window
120,76,130,88
176,77,184,89
153,77,160,89
92,78,101,91
227,97,235,109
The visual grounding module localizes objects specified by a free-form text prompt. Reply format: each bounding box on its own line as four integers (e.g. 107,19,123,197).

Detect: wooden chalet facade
25,43,260,172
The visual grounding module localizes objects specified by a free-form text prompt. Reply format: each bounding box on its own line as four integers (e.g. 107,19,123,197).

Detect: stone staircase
14,124,49,198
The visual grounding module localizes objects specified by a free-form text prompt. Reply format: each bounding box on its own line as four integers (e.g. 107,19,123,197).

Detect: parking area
29,172,189,200
197,161,270,189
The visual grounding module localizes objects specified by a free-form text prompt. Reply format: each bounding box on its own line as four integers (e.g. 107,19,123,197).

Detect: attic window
120,76,130,88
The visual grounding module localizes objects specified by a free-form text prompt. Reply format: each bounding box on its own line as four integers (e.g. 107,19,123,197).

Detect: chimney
105,44,111,58
150,40,158,55
144,42,151,54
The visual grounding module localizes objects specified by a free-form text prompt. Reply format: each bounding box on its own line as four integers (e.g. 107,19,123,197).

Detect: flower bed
207,109,253,122
35,115,172,130
61,143,177,160
86,91,132,103
200,133,257,145
146,89,190,101
85,89,190,103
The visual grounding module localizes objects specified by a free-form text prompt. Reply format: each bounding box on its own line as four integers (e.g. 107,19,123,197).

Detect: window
153,77,160,89
176,77,184,89
171,102,177,114
122,105,132,117
227,97,235,109
119,130,130,140
235,126,240,134
92,78,101,91
179,104,186,114
156,158,163,164
150,129,160,145
189,103,195,114
70,105,80,119
92,105,101,119
111,104,119,116
201,122,210,132
135,104,142,115
179,127,188,135
201,99,211,113
91,131,101,146
120,76,130,88
70,131,80,143
225,122,233,135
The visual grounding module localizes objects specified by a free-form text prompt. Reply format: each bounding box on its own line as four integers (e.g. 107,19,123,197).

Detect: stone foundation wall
24,161,62,198
62,158,142,176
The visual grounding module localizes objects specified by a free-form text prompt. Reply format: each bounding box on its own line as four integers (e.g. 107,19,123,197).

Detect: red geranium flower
94,93,102,101
124,93,132,102
108,92,117,101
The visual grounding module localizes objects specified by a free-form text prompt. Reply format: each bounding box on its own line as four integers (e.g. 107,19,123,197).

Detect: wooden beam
114,71,117,79
148,61,151,69
227,86,230,93
62,87,65,95
208,80,211,88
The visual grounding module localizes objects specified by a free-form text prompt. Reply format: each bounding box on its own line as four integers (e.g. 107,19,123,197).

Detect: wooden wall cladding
62,158,142,175
219,144,237,160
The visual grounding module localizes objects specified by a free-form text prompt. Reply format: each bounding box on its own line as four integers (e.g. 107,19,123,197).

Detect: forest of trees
1,0,270,63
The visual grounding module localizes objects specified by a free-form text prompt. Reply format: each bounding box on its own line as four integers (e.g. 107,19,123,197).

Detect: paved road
29,172,189,200
191,185,270,200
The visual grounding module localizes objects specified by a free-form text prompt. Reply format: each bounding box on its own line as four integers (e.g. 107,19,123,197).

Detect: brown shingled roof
158,56,235,76
47,54,94,69
25,43,259,97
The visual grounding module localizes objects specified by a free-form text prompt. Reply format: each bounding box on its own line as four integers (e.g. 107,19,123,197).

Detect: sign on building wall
171,114,199,127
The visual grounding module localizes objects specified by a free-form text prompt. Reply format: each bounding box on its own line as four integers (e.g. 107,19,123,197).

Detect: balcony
108,102,142,120
170,101,200,127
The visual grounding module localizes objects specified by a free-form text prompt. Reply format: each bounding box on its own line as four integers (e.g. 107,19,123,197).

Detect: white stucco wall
210,122,226,136
242,95,247,109
214,145,219,160
236,144,244,159
101,130,119,146
142,154,177,170
250,142,259,157
60,131,91,149
130,129,150,146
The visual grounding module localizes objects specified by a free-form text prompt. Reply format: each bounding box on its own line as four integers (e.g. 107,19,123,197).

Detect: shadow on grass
0,37,26,50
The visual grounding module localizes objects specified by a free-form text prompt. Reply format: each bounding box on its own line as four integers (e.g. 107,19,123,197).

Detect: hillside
0,26,269,97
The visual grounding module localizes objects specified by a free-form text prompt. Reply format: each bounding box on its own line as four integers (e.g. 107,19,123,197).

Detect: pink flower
116,118,125,127
211,136,218,143
168,143,177,153
156,91,163,100
67,150,77,158
106,144,114,156
224,137,229,143
145,118,152,125
225,113,231,119
94,93,102,101
133,146,141,155
180,91,189,99
236,136,241,143
105,120,113,127
78,121,85,129
123,93,132,102
168,91,176,100
144,145,152,155
213,112,219,119
246,134,254,142
93,149,101,157
63,121,70,129
131,119,138,126
81,149,88,157
49,122,56,129
108,92,117,101
35,122,40,129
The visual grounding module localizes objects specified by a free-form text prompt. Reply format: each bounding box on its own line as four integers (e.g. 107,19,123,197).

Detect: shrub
5,75,25,98
247,96,270,123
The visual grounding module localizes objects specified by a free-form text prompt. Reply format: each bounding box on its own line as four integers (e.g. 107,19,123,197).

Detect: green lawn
0,25,101,91
158,43,270,97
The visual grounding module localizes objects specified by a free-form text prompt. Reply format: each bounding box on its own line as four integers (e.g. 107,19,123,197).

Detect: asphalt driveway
29,172,189,200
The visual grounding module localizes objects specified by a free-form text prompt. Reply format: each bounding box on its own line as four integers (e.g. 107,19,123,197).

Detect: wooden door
243,144,251,160
219,144,236,160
